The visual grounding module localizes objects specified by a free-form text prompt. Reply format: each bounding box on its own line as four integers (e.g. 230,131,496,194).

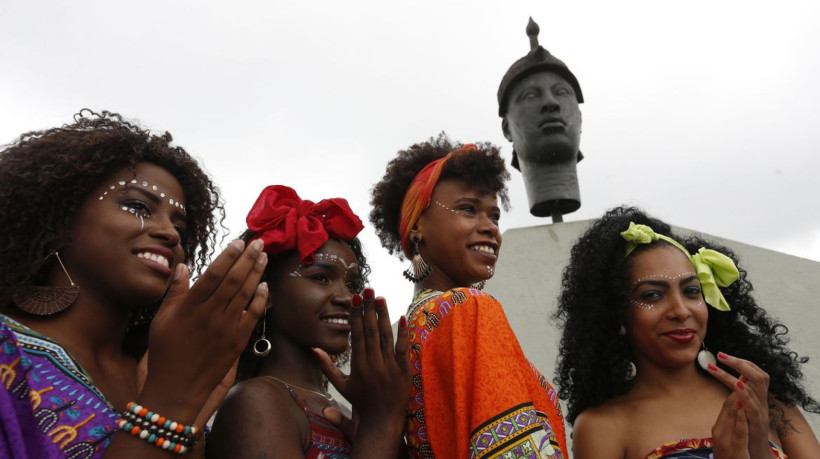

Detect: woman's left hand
707,352,774,459
315,287,411,453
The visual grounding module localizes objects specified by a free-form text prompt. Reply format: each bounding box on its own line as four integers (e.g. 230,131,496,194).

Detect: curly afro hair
235,230,371,382
0,110,225,357
370,132,510,259
553,206,819,431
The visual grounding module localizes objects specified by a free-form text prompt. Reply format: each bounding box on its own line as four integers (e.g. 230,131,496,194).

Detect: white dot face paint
629,272,703,310
98,179,186,214
289,251,363,293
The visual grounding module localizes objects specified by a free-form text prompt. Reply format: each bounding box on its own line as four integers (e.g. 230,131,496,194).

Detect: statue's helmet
497,17,584,117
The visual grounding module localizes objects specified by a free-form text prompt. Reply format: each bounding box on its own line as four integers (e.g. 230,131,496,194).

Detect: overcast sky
2,0,819,318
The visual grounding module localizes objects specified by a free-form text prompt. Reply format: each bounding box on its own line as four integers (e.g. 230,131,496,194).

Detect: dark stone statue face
502,71,581,164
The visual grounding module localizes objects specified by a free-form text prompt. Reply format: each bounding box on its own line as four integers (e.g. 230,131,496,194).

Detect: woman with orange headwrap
370,134,568,459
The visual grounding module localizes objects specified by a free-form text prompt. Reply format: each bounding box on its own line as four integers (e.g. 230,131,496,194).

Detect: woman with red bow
208,185,411,459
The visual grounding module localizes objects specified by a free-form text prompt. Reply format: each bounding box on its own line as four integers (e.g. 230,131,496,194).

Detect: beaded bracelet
119,410,193,451
117,402,200,455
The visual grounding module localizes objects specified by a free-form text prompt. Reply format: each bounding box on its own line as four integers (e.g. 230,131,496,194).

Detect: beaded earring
13,251,79,316
403,235,432,283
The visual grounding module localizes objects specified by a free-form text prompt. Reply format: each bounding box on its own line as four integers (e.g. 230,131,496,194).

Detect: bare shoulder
207,378,307,459
773,401,820,458
572,400,630,459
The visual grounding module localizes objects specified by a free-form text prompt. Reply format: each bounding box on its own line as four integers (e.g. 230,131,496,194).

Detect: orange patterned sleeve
405,288,567,459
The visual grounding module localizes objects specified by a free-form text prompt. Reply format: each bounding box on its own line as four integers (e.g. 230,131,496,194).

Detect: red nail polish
737,380,745,390
707,362,718,371
364,287,375,301
375,297,387,310
737,401,743,410
399,315,407,328
352,294,363,307
718,351,728,359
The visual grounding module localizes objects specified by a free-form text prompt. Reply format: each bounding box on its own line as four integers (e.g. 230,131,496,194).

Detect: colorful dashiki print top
0,314,119,458
405,288,567,459
643,437,788,459
282,381,351,458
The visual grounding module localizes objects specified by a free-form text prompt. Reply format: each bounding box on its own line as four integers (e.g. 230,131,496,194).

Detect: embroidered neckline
0,313,116,412
407,288,442,319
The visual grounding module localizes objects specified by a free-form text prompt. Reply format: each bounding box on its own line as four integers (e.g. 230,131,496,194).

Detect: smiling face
625,244,708,371
268,239,360,355
502,71,582,164
60,162,188,306
414,178,502,291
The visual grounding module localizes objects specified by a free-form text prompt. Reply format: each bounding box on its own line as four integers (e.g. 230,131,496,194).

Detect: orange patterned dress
405,288,567,459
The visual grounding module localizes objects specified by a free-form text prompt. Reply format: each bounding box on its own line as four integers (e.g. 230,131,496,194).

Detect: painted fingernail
399,315,407,328
375,297,387,310
173,263,185,280
352,294,363,308
251,239,264,251
737,401,743,410
363,287,375,301
707,362,718,372
737,380,745,390
718,351,728,360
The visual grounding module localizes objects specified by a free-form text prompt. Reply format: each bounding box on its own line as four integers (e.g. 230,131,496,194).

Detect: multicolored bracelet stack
117,402,200,454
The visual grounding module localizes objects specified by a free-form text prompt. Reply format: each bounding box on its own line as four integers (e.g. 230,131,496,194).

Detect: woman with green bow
554,206,819,459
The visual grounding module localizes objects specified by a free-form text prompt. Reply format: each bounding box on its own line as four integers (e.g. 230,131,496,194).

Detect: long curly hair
236,231,371,382
0,109,225,357
370,132,511,259
553,206,819,430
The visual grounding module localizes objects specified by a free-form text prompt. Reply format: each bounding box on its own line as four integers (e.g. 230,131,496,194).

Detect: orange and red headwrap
398,144,478,257
247,185,364,265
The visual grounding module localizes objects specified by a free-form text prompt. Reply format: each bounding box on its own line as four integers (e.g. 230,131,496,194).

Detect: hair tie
246,185,363,264
620,222,739,311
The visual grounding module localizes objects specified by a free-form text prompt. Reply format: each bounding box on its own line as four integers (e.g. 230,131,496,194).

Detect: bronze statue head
498,17,584,219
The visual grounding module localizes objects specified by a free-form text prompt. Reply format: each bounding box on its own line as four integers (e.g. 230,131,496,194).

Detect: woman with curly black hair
370,133,568,459
554,206,820,458
0,110,268,458
208,185,410,458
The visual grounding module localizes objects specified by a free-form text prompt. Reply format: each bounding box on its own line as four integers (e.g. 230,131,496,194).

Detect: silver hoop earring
253,310,272,357
625,361,637,381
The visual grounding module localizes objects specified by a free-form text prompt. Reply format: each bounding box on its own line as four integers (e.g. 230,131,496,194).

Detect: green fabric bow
620,222,739,311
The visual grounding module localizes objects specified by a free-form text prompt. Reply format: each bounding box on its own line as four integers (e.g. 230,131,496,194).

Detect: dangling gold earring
13,251,79,316
403,235,432,283
253,310,272,357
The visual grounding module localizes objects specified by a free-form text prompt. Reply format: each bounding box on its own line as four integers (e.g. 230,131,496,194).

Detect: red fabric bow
246,185,364,264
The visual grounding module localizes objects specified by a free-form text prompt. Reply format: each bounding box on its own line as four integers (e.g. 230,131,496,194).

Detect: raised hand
315,287,411,457
712,390,752,459
139,239,269,425
707,352,774,459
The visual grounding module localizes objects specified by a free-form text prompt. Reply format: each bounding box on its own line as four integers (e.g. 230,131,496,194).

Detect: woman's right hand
712,391,752,459
139,239,269,425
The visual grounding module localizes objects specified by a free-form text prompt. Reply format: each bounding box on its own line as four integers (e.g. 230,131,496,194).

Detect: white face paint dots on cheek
98,178,187,230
